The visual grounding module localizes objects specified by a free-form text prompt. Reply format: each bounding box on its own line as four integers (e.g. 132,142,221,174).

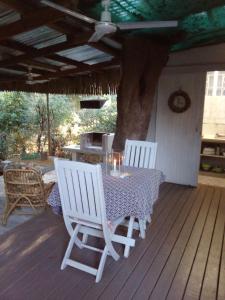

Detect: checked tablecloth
48,166,164,221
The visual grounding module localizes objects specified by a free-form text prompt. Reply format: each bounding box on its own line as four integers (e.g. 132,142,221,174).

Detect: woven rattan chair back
2,168,47,225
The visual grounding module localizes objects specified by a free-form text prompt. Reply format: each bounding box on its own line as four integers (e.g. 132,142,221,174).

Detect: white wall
148,43,225,184
155,72,206,185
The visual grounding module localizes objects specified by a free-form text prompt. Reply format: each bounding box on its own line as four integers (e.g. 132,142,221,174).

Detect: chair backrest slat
139,146,146,167
85,171,97,217
91,172,103,219
71,169,83,215
123,140,157,169
77,170,90,215
55,159,105,225
65,169,78,213
134,145,140,167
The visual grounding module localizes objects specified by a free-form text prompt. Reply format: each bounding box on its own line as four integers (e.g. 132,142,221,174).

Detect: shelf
202,138,225,144
199,170,225,178
200,154,225,158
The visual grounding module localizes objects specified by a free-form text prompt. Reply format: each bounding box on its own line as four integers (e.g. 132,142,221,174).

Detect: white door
155,72,206,186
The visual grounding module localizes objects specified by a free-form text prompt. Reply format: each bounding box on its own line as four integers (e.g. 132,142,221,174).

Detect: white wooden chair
123,139,157,169
54,158,135,283
123,139,157,257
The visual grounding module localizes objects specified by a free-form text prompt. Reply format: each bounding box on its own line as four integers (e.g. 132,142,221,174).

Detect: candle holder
105,151,123,177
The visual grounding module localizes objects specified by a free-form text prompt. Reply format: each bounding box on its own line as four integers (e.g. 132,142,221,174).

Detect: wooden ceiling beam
29,58,120,81
49,54,85,68
22,60,60,72
0,0,119,60
0,7,65,42
1,0,92,36
0,75,26,82
0,39,87,69
49,21,82,35
89,41,120,57
0,40,63,72
4,65,48,76
0,58,119,83
0,32,92,68
0,0,32,12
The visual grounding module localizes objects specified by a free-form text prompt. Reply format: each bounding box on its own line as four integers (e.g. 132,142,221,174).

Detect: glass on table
105,151,124,177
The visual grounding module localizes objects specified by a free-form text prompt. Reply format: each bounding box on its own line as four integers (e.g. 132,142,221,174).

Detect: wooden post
113,38,170,151
46,93,51,156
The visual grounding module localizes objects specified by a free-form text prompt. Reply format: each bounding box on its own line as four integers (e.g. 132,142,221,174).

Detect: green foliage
0,92,31,133
0,92,33,156
0,92,117,157
78,96,117,133
0,134,7,160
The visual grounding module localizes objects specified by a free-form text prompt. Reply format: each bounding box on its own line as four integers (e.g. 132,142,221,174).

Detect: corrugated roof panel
0,3,20,26
12,26,66,49
57,45,112,63
0,10,20,26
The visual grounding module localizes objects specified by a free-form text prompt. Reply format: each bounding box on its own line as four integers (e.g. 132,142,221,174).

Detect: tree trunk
113,38,170,151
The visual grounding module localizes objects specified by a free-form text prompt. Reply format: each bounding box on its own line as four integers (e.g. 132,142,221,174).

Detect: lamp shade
80,99,106,109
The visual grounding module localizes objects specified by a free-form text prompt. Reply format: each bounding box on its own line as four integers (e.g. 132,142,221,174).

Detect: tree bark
113,38,170,151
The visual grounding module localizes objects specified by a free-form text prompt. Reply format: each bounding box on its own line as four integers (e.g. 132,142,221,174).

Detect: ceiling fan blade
88,31,106,43
40,0,96,24
117,20,178,30
101,37,122,49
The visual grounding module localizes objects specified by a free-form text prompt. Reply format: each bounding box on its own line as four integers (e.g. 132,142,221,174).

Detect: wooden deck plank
166,186,214,300
200,188,225,300
0,183,224,300
217,221,225,300
183,188,221,300
130,186,207,300
83,185,187,300
0,210,62,258
0,213,65,285
148,185,210,300
115,187,194,300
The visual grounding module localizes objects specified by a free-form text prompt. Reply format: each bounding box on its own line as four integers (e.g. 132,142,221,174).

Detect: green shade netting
79,0,225,51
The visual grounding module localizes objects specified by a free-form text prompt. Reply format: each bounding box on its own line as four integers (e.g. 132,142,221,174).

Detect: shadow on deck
0,183,225,300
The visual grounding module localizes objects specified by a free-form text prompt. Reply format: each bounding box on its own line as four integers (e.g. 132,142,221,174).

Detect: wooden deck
0,183,225,300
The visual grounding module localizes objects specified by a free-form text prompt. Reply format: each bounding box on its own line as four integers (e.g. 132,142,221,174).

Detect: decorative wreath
168,90,191,113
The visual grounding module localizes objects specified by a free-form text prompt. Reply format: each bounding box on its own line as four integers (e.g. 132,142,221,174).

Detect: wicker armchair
2,166,54,225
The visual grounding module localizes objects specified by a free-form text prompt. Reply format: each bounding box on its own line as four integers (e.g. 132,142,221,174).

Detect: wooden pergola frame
0,0,121,90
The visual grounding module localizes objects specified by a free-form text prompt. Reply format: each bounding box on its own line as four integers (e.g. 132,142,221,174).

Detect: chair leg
82,233,88,245
138,219,146,239
1,203,15,225
146,215,151,223
124,216,135,258
95,246,108,283
61,224,80,270
65,219,83,249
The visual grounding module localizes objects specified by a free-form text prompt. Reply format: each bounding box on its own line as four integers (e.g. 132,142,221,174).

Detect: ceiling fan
26,66,49,85
41,0,178,43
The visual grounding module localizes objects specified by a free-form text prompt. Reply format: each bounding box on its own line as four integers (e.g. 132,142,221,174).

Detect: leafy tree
27,93,75,153
78,96,117,133
0,92,117,158
0,92,32,156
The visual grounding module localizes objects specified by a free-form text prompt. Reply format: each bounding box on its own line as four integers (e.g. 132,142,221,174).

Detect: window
206,71,225,96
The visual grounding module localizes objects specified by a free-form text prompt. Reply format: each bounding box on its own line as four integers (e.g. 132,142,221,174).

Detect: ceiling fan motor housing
95,22,117,34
